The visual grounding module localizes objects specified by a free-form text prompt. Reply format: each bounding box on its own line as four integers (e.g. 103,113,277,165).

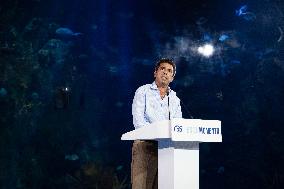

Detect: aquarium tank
0,0,283,188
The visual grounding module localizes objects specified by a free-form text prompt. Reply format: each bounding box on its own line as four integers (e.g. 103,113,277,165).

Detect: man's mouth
161,76,167,80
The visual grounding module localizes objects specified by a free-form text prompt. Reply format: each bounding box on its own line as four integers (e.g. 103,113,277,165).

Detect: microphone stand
167,90,171,120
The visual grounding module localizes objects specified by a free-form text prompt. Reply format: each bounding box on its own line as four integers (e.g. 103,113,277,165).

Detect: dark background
0,0,283,188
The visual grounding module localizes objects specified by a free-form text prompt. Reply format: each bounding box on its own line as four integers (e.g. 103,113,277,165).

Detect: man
131,58,182,189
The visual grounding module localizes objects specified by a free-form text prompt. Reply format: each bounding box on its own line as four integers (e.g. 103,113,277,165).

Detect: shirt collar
150,81,171,93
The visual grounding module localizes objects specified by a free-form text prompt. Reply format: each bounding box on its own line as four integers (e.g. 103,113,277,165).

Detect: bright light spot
197,44,215,57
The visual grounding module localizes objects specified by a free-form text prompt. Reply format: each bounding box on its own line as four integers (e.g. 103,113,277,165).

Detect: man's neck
155,81,167,90
155,81,169,99
158,86,167,92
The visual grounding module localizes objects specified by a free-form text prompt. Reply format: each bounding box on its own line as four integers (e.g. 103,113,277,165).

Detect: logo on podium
173,125,183,132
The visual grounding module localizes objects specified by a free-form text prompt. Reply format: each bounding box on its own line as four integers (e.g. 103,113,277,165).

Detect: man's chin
161,81,169,86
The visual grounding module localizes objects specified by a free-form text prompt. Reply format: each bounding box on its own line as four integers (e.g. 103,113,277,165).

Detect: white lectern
121,118,222,189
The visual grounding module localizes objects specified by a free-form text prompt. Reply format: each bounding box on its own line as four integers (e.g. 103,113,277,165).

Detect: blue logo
174,125,183,132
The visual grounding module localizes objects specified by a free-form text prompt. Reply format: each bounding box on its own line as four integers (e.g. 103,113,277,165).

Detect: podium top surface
121,118,222,142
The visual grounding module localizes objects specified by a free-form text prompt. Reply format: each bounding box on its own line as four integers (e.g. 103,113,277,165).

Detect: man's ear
154,70,157,78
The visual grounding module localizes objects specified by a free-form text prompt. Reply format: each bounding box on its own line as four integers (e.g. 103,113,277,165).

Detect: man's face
154,62,174,87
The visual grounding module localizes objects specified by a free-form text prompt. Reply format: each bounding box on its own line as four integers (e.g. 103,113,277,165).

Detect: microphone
167,89,171,120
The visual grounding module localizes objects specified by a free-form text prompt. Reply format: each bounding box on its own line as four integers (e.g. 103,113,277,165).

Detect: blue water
0,0,283,188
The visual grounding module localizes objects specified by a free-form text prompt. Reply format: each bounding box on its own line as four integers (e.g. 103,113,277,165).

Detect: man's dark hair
155,58,176,77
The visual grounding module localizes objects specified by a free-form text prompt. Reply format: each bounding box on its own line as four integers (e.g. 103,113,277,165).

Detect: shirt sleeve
173,98,182,118
132,87,150,129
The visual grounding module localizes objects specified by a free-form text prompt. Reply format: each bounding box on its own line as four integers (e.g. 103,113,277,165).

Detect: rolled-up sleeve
132,87,150,129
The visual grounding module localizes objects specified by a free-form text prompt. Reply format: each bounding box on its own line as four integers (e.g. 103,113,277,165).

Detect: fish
219,34,229,42
116,165,123,171
230,60,241,64
196,17,208,25
235,5,248,16
109,65,119,73
55,27,82,37
65,154,79,161
0,88,7,97
235,5,256,21
216,91,223,100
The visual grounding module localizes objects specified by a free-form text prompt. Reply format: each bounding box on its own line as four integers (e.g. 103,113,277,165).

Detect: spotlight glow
198,44,215,57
